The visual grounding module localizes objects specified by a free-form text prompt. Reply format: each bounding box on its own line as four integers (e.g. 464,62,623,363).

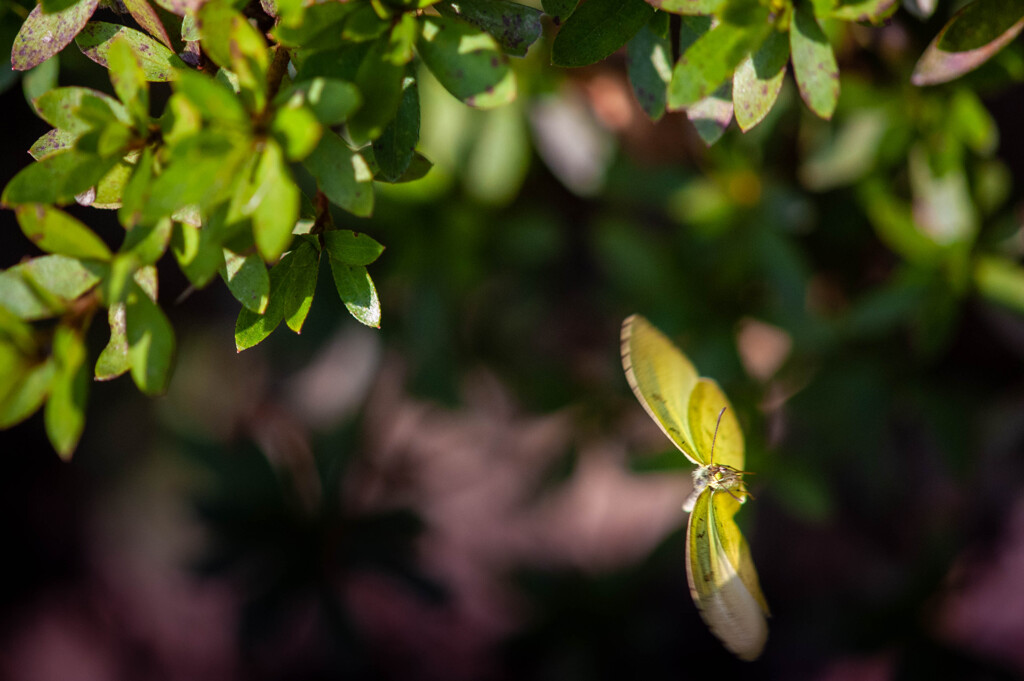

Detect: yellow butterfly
621,314,770,661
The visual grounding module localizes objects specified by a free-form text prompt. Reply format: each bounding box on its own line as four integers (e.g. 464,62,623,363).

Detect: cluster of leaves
1,0,1023,459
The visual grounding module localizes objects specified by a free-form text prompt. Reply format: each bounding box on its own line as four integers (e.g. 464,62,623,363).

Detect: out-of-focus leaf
304,130,375,217
348,32,406,142
912,0,1024,86
273,1,355,49
436,0,543,57
372,77,420,182
908,145,977,247
799,109,887,190
198,0,269,110
551,0,654,67
125,283,175,394
417,15,516,108
276,78,361,127
23,57,59,107
235,238,320,350
859,181,944,265
142,132,248,221
95,303,130,381
15,204,112,261
107,36,149,128
121,218,172,265
29,130,76,160
221,251,270,313
171,222,226,287
949,88,997,155
251,141,301,261
324,230,385,266
0,255,101,321
974,255,1024,314
2,150,119,206
328,260,381,328
171,68,250,125
0,358,55,428
270,103,322,161
75,22,187,81
669,13,770,109
11,0,99,71
830,0,898,22
790,3,839,119
732,29,788,132
649,0,723,14
45,325,88,459
686,83,734,145
626,12,672,121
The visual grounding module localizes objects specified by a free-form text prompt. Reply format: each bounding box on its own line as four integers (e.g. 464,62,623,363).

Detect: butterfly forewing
688,378,745,471
621,315,703,464
686,488,768,661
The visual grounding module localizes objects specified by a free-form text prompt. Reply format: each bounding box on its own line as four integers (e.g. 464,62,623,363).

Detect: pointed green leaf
790,3,839,119
0,255,102,321
733,29,788,132
687,83,733,145
15,204,112,261
328,260,380,328
170,222,226,288
348,33,406,142
304,130,375,217
34,87,130,135
198,0,270,110
171,68,250,125
912,0,1024,86
323,230,385,266
121,218,172,265
417,15,516,108
234,238,320,350
627,12,672,121
11,0,99,71
76,22,187,81
0,358,55,428
122,0,173,48
45,325,89,459
29,130,76,160
276,78,362,127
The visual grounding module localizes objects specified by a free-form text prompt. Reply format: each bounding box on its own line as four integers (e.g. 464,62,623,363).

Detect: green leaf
417,15,516,108
348,32,406,142
83,157,135,209
974,255,1024,314
0,358,55,428
0,255,102,321
75,21,187,81
143,132,248,221
221,250,270,313
11,0,99,71
304,130,375,217
270,103,323,161
912,0,1024,86
276,78,362,126
23,56,60,107
29,130,76,160
551,0,654,67
106,36,150,128
95,303,130,381
648,0,724,13
252,141,301,261
323,230,385,266
830,0,898,22
328,260,381,328
626,11,672,121
34,87,131,136
2,149,119,206
170,222,227,287
542,0,578,24
436,0,543,58
234,238,320,350
732,29,788,132
363,148,434,184
121,218,173,265
126,283,175,395
15,204,113,261
790,2,839,119
45,325,89,459
273,1,356,49
118,146,155,228
198,0,270,110
372,76,420,182
342,2,392,42
668,12,770,109
171,68,250,126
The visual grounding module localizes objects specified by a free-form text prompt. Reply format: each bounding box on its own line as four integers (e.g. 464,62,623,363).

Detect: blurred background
4,2,1024,679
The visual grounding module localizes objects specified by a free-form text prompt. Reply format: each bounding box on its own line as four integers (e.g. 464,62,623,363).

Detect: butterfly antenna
709,407,726,465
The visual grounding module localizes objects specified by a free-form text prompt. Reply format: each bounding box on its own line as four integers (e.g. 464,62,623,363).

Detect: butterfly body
621,314,769,661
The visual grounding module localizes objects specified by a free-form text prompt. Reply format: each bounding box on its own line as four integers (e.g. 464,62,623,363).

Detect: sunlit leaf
551,0,654,67
11,0,99,71
75,21,187,81
416,15,516,108
45,325,89,459
790,2,840,119
15,204,112,261
328,260,381,328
